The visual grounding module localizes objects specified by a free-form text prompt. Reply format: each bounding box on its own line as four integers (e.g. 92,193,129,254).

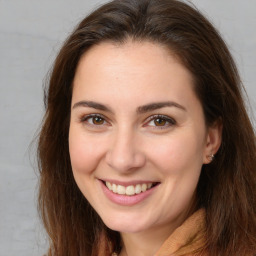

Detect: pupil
93,117,103,124
155,118,166,126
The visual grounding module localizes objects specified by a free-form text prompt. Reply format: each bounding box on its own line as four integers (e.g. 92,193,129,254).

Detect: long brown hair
38,0,256,255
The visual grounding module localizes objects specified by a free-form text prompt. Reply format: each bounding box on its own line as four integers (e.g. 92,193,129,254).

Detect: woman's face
69,41,220,235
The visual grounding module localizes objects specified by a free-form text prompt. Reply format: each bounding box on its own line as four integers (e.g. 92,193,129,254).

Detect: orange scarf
155,208,207,256
101,209,207,256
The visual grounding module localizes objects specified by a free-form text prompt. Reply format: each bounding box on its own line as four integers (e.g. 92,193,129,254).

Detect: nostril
106,152,145,173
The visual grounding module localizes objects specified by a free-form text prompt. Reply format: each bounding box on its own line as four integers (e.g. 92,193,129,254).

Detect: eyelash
80,114,176,129
144,115,176,129
80,114,108,126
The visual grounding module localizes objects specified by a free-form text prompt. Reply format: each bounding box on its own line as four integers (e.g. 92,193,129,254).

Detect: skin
69,41,222,256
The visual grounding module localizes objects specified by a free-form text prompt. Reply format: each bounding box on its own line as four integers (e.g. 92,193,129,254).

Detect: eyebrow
137,101,186,113
72,100,112,112
72,100,186,113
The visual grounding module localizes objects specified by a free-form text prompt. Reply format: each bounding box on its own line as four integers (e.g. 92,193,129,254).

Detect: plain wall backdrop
0,0,255,255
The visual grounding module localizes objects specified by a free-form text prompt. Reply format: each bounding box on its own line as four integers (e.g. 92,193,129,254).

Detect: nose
105,128,146,173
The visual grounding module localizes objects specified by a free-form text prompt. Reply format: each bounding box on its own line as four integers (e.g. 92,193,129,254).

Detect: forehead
72,40,198,111
74,40,193,84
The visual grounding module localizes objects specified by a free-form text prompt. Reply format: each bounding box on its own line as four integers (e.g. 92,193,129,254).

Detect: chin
102,214,149,234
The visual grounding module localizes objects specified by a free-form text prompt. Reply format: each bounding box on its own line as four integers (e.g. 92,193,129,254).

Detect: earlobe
206,154,215,163
203,120,222,164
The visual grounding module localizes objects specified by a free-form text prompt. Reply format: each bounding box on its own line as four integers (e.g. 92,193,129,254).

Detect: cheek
147,131,205,175
68,130,108,202
69,130,105,175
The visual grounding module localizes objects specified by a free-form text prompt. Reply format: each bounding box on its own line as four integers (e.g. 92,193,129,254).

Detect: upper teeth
106,182,153,196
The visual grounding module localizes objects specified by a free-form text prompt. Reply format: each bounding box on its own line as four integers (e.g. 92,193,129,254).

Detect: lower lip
100,181,159,206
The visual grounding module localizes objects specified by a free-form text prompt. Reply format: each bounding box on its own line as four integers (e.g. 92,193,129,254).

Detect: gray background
0,0,255,255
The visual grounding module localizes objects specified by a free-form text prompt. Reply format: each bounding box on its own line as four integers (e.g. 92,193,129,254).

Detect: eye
146,115,176,128
81,114,107,126
152,118,167,126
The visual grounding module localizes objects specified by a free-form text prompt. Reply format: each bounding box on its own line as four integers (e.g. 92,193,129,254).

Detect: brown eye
146,115,176,129
81,114,107,126
154,118,166,126
92,116,104,125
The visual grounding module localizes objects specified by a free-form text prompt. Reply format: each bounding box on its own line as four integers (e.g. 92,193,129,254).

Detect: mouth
102,180,160,196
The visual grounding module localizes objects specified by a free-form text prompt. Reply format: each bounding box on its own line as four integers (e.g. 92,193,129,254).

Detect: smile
104,181,158,196
100,180,160,206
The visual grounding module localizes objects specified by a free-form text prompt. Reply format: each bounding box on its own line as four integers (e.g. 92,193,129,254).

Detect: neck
119,209,195,256
120,227,171,256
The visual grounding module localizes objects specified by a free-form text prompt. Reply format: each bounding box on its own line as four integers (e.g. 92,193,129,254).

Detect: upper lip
99,179,159,186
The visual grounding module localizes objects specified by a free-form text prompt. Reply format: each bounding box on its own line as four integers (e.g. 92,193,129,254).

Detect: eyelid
80,113,110,126
79,113,176,129
144,114,176,128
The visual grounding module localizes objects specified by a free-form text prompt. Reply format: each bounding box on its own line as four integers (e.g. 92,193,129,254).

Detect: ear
203,119,222,164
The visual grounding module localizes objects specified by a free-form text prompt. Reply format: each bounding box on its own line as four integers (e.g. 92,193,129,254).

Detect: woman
38,0,256,255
